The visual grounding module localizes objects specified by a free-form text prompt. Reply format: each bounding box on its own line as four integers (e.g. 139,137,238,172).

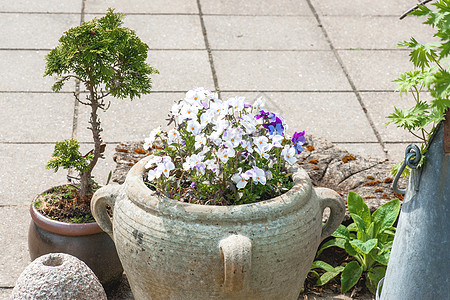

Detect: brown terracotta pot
28,188,123,290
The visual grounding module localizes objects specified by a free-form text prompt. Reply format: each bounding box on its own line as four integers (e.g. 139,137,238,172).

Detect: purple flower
262,116,285,135
255,110,270,120
291,131,306,154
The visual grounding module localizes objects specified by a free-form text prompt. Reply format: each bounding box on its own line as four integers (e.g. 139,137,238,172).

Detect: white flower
167,129,182,145
186,120,202,136
194,134,207,149
200,109,215,126
270,134,284,148
217,147,234,163
253,97,265,111
227,96,245,113
210,100,228,116
183,154,205,171
282,145,297,165
185,89,206,104
245,166,267,185
160,159,175,178
205,159,219,175
240,114,257,134
253,136,272,158
145,155,162,169
144,126,161,150
179,103,199,121
147,168,163,181
232,171,249,189
222,127,243,148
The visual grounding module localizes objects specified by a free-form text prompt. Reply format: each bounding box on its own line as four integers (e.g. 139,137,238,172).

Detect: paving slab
200,0,313,16
0,0,82,13
0,13,80,50
76,92,184,143
84,14,205,50
148,50,214,91
0,288,12,298
335,143,386,160
0,93,74,143
0,144,67,206
310,0,415,16
0,50,75,92
213,51,351,91
361,92,427,143
322,16,434,50
0,206,31,287
204,16,329,50
220,92,377,143
337,50,411,91
385,142,416,163
84,0,199,14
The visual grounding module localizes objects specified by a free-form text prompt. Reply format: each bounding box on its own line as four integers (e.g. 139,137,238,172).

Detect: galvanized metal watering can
378,111,450,299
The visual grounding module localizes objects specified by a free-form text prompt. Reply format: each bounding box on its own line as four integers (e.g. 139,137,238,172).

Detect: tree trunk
79,83,103,203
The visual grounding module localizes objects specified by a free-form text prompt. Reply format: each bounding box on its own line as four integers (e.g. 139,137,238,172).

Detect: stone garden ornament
92,88,345,299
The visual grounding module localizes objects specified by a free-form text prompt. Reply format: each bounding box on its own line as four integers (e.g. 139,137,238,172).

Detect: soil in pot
29,184,122,290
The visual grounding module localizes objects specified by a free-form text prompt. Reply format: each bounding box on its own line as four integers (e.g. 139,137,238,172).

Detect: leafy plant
144,88,305,205
387,0,450,175
44,8,158,203
309,192,400,294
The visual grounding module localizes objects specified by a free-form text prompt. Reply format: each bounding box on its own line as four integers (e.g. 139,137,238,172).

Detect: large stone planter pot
28,189,124,290
91,156,345,299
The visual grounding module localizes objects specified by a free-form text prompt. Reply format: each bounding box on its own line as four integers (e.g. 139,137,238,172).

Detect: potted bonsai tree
91,88,346,299
28,8,158,289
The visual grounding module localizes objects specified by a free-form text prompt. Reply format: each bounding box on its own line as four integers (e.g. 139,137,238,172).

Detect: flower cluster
144,87,305,205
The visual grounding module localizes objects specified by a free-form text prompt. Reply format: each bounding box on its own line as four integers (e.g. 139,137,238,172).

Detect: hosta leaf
372,198,401,235
341,261,363,293
350,239,378,255
344,240,358,257
347,191,371,228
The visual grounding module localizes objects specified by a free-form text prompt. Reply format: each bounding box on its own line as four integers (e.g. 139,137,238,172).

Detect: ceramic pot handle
91,184,122,240
219,234,252,292
315,187,346,241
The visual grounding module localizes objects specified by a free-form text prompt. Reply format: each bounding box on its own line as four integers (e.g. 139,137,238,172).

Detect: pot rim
30,185,103,236
122,155,313,222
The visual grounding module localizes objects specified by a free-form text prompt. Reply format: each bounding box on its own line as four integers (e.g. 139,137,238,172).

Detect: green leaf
372,198,401,235
310,260,335,272
315,266,345,286
344,240,358,257
366,266,386,294
350,239,378,255
433,70,450,98
317,238,346,257
341,261,363,293
347,192,371,228
431,98,450,114
398,37,439,69
350,213,367,240
370,251,390,266
331,224,350,240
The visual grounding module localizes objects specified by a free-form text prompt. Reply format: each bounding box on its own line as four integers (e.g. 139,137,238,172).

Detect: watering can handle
219,234,252,292
316,187,346,241
392,144,421,195
90,184,122,240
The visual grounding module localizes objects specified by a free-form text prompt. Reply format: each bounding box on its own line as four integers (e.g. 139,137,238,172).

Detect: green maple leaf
398,38,440,69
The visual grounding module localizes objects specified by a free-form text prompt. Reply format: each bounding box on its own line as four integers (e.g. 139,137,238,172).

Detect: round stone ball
12,253,107,300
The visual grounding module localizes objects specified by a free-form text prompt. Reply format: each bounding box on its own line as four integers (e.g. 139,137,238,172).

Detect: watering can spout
379,114,450,299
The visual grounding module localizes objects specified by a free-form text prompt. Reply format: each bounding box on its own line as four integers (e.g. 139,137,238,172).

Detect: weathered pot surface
92,156,345,299
28,187,123,290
